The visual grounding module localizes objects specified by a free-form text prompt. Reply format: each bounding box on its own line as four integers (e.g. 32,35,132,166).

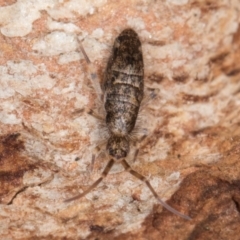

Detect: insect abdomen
104,29,144,136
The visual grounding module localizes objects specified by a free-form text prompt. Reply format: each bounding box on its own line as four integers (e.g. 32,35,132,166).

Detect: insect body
104,29,144,159
65,29,191,220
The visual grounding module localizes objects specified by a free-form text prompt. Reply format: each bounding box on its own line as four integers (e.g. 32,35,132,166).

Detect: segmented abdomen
104,29,144,136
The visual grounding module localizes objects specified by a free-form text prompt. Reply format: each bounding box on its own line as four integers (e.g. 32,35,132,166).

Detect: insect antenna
121,159,191,220
64,159,114,202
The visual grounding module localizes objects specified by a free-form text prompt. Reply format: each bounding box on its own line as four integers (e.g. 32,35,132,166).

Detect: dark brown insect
65,29,191,220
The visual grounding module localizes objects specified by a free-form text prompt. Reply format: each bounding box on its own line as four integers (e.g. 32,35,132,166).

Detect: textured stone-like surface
0,0,240,239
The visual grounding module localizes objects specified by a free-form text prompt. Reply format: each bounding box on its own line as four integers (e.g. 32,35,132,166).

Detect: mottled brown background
0,0,240,239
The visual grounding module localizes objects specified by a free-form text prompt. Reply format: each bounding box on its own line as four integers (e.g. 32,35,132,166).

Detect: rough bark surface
0,0,240,239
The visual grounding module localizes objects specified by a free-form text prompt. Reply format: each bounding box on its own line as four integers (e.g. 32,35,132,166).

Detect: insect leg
140,89,157,111
131,132,148,162
89,143,106,169
87,108,105,120
121,159,191,220
72,107,105,121
79,41,103,101
64,159,114,202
